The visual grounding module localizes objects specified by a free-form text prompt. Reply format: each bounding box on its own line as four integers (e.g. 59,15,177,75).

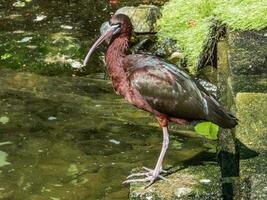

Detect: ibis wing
126,55,208,120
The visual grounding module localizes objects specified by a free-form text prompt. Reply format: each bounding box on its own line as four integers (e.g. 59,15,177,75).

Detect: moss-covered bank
157,0,267,73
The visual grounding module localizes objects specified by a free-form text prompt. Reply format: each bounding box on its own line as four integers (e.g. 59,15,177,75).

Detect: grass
157,0,267,73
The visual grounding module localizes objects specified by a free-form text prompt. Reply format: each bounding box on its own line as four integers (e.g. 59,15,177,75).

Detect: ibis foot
123,166,167,188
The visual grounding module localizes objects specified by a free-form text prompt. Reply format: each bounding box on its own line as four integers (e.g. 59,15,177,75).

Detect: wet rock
131,37,183,67
115,5,161,33
236,93,267,199
240,154,267,199
232,75,267,94
169,52,184,63
217,29,267,199
236,93,267,151
228,30,267,76
129,164,221,200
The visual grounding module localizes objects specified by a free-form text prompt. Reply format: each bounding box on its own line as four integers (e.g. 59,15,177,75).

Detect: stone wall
129,26,267,199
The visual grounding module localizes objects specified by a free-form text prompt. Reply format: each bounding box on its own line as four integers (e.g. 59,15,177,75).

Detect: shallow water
0,1,214,199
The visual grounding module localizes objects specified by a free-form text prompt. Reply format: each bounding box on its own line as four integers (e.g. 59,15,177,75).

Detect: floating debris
48,116,57,121
52,184,63,187
0,141,12,146
26,45,38,49
60,25,73,30
109,139,120,145
13,30,25,34
33,14,47,22
12,1,26,7
18,36,33,43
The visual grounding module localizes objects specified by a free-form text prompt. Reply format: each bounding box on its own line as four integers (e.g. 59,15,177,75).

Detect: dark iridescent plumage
83,14,237,186
125,54,237,128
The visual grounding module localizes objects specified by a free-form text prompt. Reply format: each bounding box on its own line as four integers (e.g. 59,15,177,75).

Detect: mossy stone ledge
217,29,267,199
130,165,221,200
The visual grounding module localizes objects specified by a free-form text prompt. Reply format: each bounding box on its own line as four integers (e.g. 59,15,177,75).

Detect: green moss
235,92,267,151
215,0,267,31
157,0,267,73
157,0,214,73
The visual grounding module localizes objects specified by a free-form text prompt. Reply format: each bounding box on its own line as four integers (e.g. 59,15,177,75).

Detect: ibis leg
123,126,169,187
147,126,169,186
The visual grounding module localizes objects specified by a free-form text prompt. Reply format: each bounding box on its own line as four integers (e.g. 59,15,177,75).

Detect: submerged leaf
0,116,9,124
194,122,219,140
0,151,10,167
1,53,12,60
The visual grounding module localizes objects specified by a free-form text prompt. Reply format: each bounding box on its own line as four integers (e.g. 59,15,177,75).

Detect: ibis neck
106,36,129,66
105,36,130,96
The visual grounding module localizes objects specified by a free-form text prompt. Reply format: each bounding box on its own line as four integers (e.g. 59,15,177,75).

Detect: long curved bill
83,24,120,66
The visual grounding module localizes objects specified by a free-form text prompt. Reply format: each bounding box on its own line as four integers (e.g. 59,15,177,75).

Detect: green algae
0,32,81,75
235,93,267,151
157,0,267,73
215,0,267,31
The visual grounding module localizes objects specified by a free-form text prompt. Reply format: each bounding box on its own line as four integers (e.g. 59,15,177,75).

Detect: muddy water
0,1,213,199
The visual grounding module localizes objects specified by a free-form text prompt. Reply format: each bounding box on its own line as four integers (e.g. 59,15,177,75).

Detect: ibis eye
112,23,121,35
109,21,121,27
114,23,121,27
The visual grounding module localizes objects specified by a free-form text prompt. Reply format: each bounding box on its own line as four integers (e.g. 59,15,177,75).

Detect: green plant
194,121,219,140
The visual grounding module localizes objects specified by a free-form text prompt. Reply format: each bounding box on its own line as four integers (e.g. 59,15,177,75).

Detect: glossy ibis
83,14,237,186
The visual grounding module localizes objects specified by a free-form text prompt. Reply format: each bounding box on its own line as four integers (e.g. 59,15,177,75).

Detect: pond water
0,1,215,199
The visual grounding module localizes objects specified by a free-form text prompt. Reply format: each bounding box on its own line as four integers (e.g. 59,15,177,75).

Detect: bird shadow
164,139,259,199
165,139,259,175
